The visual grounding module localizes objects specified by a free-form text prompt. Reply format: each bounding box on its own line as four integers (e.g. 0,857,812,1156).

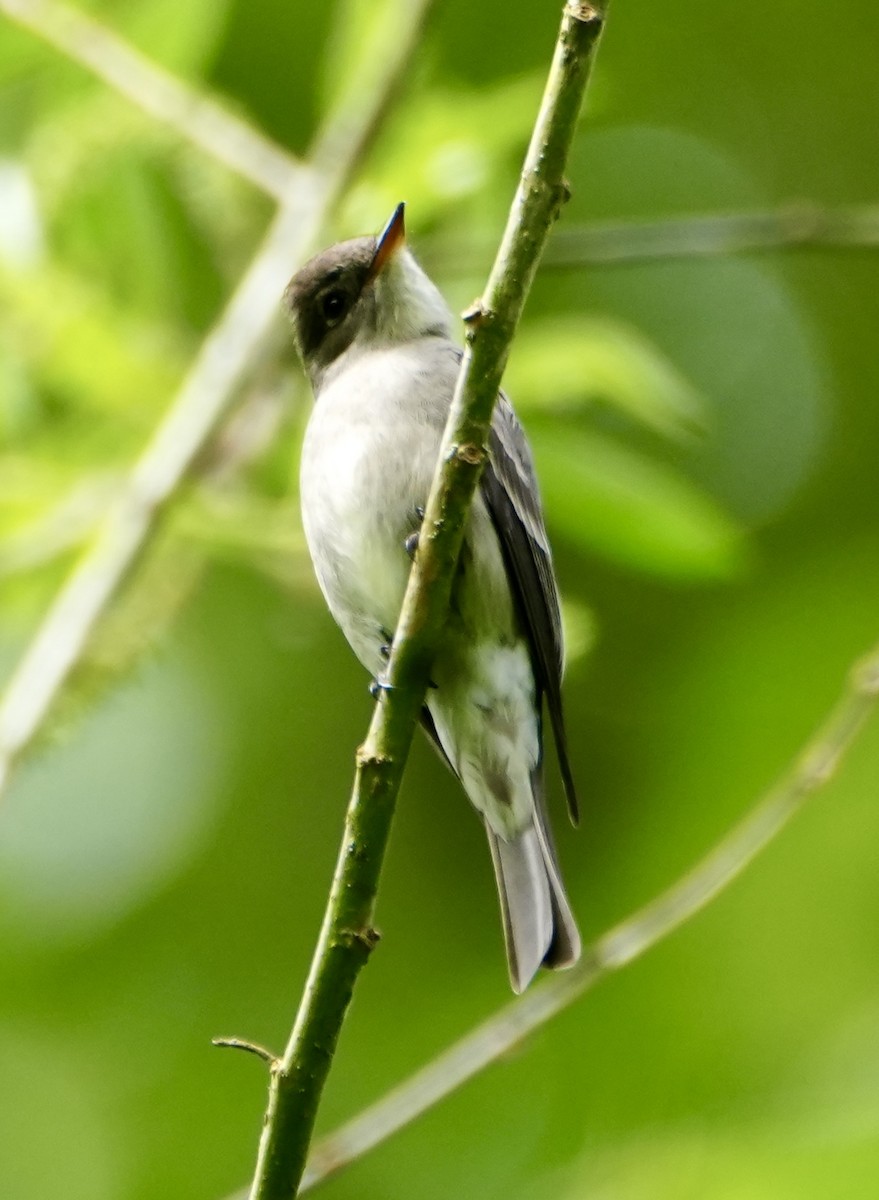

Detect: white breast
300,336,542,839
300,340,456,675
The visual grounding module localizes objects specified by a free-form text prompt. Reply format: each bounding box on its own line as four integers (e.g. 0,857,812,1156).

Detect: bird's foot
376,622,437,691
403,505,427,559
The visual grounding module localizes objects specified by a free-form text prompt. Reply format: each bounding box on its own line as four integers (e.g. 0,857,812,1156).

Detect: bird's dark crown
283,236,377,379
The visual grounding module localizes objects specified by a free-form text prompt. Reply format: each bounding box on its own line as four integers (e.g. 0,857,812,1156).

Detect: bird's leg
403,506,442,687
370,628,395,698
404,504,426,560
370,619,438,695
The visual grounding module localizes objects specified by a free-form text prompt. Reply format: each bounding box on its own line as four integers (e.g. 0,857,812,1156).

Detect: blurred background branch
0,0,437,800
542,202,879,266
0,0,302,198
428,203,879,273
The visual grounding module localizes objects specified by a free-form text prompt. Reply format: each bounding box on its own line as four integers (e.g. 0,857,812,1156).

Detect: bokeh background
2,1,879,1197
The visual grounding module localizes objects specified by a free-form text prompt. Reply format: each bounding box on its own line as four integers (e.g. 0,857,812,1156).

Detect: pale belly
299,340,539,836
301,411,434,675
300,341,454,675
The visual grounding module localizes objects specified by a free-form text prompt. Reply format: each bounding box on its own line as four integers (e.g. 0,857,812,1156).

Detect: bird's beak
365,202,406,284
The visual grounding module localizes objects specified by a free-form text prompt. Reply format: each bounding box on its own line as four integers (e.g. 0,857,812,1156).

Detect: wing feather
481,395,579,823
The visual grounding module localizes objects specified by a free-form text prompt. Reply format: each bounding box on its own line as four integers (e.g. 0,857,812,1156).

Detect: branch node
462,299,488,325
355,746,393,769
340,925,381,955
566,2,603,27
797,751,837,790
853,657,879,696
449,443,486,467
212,1037,279,1067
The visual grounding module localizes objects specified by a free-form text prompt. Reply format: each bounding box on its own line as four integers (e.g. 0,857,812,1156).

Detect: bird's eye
319,288,349,326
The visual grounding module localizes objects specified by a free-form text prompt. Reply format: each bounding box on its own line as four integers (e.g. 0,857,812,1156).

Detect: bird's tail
486,812,580,994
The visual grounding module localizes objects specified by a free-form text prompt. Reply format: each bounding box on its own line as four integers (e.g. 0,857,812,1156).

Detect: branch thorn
212,1036,279,1066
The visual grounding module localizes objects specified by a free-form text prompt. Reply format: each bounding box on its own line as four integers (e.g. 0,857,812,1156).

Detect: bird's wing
480,393,579,824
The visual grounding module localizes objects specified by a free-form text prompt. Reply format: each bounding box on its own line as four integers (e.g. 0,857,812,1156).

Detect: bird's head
284,203,453,390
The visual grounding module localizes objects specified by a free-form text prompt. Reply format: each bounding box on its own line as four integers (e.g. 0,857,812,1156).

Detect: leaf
122,0,235,76
508,316,705,442
49,147,224,326
535,429,746,581
0,258,185,427
338,72,542,232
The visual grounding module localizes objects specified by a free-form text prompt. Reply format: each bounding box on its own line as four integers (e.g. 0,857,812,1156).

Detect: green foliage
508,315,744,579
510,315,705,441
1,1,878,1199
537,429,745,580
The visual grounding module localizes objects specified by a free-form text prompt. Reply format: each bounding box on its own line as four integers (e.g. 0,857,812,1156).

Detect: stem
245,4,608,1198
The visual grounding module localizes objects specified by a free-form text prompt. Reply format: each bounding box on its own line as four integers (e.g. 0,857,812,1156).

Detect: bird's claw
403,505,426,559
369,676,393,699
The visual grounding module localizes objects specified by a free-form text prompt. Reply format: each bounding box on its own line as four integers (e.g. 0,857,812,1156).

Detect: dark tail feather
486,816,581,994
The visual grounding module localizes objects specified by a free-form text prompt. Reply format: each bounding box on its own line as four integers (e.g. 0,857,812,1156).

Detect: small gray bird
284,203,580,992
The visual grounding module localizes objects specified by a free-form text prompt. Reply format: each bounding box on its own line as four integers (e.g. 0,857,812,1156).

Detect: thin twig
0,0,302,200
288,638,879,1193
0,202,312,798
213,1037,278,1066
0,0,437,803
244,5,608,1198
540,202,879,266
430,203,879,273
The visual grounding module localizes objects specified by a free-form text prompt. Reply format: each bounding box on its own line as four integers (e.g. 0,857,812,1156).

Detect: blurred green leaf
0,473,115,578
0,1028,121,1198
559,1123,879,1200
50,146,224,324
536,428,746,580
561,595,598,665
339,73,542,232
0,258,185,425
0,650,228,946
123,0,234,75
509,315,706,441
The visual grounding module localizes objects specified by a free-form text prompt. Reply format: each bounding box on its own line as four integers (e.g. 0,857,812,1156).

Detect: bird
284,203,580,992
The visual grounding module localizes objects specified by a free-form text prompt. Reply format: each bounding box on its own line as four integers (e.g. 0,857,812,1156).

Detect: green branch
244,4,608,1198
